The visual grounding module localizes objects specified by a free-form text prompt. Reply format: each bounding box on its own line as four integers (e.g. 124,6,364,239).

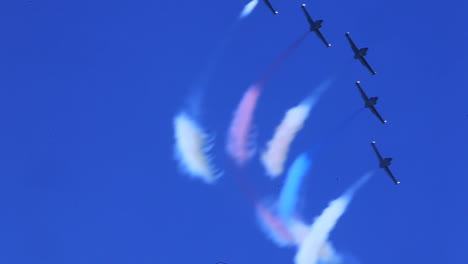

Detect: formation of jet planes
345,32,377,75
270,4,400,185
371,141,400,185
301,4,331,47
264,0,278,15
355,81,386,124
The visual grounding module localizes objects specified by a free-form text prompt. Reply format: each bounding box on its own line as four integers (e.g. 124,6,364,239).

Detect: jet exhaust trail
239,0,259,19
294,171,374,264
174,13,247,180
227,33,310,166
226,85,261,166
257,204,344,264
277,153,313,223
256,203,297,246
173,112,220,183
257,32,310,87
261,79,330,177
261,104,311,177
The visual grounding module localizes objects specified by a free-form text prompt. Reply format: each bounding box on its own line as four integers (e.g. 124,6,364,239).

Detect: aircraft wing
359,56,377,75
345,32,360,53
263,0,278,14
369,105,387,124
371,141,384,162
355,81,369,101
384,167,400,184
300,4,314,25
314,29,331,47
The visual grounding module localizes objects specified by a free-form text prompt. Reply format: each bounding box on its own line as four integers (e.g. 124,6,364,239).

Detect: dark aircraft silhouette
301,4,331,47
345,32,376,75
371,141,400,185
263,0,278,15
355,81,387,124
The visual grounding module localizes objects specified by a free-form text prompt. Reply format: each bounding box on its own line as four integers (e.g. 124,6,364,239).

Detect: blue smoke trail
275,107,363,225
277,152,313,223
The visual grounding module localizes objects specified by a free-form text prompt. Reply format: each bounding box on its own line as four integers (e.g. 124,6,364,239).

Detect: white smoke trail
239,0,259,19
295,172,374,264
261,80,331,178
261,103,311,177
173,112,220,183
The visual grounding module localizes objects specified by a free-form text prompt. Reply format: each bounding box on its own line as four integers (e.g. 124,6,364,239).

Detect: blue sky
0,0,467,263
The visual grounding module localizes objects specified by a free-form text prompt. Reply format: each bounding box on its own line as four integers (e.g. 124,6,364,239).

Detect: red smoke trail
230,167,296,245
257,31,310,88
226,85,261,166
225,32,313,245
227,32,310,166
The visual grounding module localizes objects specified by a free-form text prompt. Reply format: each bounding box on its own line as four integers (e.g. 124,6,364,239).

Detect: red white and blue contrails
261,79,332,177
226,32,309,166
257,151,374,264
172,3,389,261
295,172,374,264
173,112,221,184
226,85,261,166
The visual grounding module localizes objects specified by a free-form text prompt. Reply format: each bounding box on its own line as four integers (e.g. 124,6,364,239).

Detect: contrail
257,204,343,264
261,103,312,177
265,151,340,263
294,171,374,264
257,32,309,87
261,80,330,177
174,12,247,180
277,153,313,223
256,203,297,246
258,58,354,175
173,112,220,183
239,0,259,19
226,85,261,166
226,32,309,166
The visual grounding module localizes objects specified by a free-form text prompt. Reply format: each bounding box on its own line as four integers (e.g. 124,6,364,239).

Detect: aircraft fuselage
354,48,368,59
365,97,378,107
380,157,392,168
310,20,323,31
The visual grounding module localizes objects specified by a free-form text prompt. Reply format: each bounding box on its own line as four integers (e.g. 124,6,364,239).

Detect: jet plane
355,81,386,124
301,4,331,47
263,0,279,15
345,32,376,75
371,141,400,185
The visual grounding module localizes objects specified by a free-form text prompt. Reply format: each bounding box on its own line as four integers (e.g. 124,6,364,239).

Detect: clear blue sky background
0,0,467,263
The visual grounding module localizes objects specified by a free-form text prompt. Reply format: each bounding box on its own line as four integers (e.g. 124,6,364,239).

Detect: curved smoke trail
277,153,313,223
174,9,251,182
173,112,221,183
227,32,310,166
295,171,374,264
261,79,332,177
